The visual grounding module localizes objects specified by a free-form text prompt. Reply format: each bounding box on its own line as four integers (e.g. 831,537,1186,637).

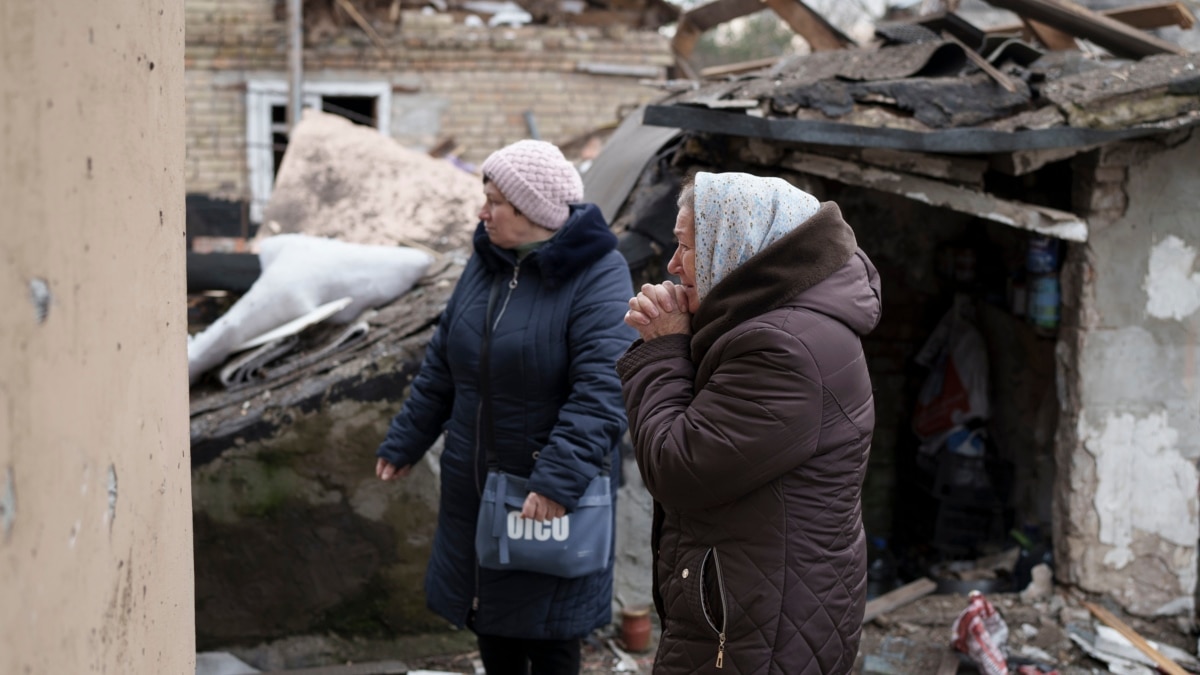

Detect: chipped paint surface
105,465,117,529
1144,235,1200,320
28,278,50,323
0,467,14,542
1081,411,1197,574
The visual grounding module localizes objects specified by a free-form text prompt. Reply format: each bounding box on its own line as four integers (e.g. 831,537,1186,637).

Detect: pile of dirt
262,110,483,253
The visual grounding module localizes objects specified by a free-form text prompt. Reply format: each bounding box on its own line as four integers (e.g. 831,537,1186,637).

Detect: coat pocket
666,546,728,668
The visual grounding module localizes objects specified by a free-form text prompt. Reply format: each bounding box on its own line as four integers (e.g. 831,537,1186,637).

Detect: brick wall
185,0,672,206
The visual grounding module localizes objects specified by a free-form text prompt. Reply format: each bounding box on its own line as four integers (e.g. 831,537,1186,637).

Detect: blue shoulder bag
473,280,613,579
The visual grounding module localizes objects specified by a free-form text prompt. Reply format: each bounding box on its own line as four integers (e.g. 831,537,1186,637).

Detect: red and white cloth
952,591,1011,675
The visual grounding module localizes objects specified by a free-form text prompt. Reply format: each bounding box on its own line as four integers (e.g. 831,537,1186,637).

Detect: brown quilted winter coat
617,203,881,675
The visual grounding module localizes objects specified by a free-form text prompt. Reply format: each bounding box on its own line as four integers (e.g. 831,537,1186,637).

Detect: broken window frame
246,79,393,223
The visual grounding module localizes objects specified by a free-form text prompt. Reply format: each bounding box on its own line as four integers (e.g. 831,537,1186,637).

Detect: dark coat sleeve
375,273,465,468
526,253,636,511
618,324,823,510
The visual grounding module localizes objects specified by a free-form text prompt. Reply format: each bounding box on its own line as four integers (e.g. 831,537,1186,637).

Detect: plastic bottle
1025,236,1061,333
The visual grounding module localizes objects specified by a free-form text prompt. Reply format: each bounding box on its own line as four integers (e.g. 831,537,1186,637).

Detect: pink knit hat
480,140,584,231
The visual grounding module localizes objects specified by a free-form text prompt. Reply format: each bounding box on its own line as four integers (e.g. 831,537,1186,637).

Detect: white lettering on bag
506,511,570,541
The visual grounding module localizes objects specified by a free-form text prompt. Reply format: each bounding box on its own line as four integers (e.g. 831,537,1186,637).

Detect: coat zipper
701,547,729,668
471,262,521,620
493,262,520,330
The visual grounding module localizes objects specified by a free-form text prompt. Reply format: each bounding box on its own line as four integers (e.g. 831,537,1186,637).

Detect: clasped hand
624,281,691,341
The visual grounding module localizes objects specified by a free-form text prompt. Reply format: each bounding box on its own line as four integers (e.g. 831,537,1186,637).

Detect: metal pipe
287,0,304,130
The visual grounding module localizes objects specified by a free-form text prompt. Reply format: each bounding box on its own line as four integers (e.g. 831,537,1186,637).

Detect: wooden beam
670,17,703,78
981,0,1188,58
700,56,781,78
1104,1,1194,30
990,145,1092,176
333,0,389,56
986,1,1195,34
760,0,853,51
1082,601,1190,675
941,31,1020,92
1023,18,1080,49
779,150,1090,241
863,577,937,623
858,147,989,187
684,0,765,31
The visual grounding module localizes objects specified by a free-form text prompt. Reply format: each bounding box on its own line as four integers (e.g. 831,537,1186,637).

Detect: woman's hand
625,281,692,341
376,457,412,481
521,492,566,522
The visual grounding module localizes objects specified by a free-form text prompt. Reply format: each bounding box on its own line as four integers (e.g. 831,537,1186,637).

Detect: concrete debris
262,110,483,254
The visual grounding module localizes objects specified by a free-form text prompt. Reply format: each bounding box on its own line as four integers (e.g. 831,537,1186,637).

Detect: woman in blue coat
375,139,636,675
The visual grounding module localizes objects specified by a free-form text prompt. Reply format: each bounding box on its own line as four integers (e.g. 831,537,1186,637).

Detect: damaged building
600,1,1200,620
184,0,1200,671
184,0,676,236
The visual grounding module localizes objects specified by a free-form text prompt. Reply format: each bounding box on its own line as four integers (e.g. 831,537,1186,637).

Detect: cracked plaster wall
1060,132,1200,616
0,1,193,672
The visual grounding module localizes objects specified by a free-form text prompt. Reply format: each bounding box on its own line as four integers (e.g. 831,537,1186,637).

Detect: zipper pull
716,633,725,669
509,264,520,290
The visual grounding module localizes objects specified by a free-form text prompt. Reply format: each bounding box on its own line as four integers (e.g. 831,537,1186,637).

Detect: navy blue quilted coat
376,203,636,639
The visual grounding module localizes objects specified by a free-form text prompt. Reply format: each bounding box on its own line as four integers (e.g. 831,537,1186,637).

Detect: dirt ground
224,587,1197,674
393,590,1198,675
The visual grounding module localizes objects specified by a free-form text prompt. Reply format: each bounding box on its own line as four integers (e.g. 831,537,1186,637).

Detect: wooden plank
858,147,988,187
683,0,765,31
940,31,1020,92
761,0,853,51
1023,18,1080,50
333,0,389,56
1105,1,1194,30
670,17,703,76
990,145,1092,176
700,56,781,78
1082,600,1190,675
986,2,1195,33
863,577,938,623
779,150,1090,241
982,0,1188,58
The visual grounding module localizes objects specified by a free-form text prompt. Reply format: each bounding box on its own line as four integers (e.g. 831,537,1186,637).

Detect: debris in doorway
913,294,990,460
952,591,1010,675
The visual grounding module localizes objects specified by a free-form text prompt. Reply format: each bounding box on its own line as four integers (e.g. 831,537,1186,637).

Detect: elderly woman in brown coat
617,171,881,675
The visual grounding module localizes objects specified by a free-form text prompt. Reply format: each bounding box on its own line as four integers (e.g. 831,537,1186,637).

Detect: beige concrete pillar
0,1,193,672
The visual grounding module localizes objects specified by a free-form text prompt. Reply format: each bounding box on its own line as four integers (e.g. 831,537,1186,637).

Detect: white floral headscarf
693,172,821,301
